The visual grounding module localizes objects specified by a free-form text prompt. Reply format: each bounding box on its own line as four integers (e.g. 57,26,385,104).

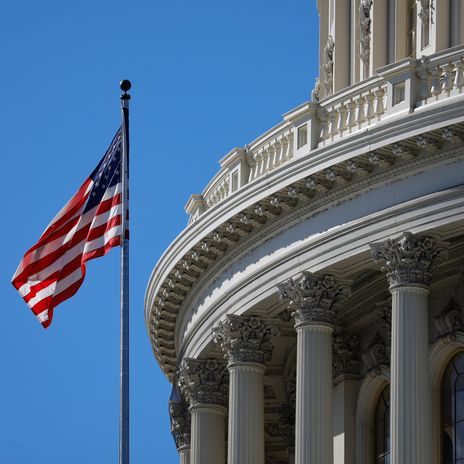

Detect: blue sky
2,1,319,462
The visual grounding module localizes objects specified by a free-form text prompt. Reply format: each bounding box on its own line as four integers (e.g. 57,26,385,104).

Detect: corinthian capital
371,232,448,288
277,272,351,327
213,315,280,365
178,358,228,407
169,401,191,450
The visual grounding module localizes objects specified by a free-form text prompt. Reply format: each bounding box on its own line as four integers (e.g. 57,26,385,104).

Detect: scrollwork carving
213,315,280,365
362,333,390,374
434,298,463,341
333,328,360,379
371,232,448,288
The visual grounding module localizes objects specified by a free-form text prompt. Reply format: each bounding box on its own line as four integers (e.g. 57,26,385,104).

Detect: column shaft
391,287,432,464
295,324,333,464
228,363,266,464
190,405,226,464
179,447,190,464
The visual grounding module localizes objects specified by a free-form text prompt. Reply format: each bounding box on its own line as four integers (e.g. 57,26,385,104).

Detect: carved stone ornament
419,0,434,27
169,401,191,450
178,358,229,407
278,272,351,327
323,35,335,95
359,0,373,65
377,300,392,341
362,333,390,374
371,232,448,288
434,298,463,340
279,404,295,449
213,315,280,365
333,328,360,379
311,77,321,102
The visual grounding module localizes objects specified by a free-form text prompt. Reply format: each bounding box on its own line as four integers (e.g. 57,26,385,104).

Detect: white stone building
145,1,464,463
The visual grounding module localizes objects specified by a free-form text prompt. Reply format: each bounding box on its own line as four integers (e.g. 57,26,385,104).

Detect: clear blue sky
2,1,319,462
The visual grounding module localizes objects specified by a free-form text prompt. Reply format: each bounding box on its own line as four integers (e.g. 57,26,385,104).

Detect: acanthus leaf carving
278,272,351,326
371,232,448,288
169,401,191,450
434,298,463,342
333,328,360,379
213,315,280,365
178,358,229,407
362,333,390,374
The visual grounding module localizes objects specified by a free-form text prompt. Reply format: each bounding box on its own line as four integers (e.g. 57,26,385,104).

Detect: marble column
213,315,280,464
371,232,448,464
169,401,191,464
178,358,228,464
278,273,351,464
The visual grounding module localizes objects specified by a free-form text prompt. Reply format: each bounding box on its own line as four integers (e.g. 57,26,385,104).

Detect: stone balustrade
185,46,464,223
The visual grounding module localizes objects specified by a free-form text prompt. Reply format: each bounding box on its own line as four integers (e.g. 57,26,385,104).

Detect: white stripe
35,309,49,323
27,267,84,309
83,224,123,254
89,204,122,229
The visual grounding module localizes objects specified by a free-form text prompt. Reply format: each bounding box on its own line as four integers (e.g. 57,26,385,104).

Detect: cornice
145,118,464,380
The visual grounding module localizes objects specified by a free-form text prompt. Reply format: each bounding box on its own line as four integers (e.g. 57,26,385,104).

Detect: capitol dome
145,1,464,463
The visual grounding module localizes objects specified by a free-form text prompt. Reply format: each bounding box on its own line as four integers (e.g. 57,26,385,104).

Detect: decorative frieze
278,272,351,327
332,328,360,379
362,333,390,374
169,401,191,450
178,358,229,407
371,232,448,288
213,315,280,365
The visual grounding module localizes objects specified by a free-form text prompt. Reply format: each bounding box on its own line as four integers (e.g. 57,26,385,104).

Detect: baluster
417,57,430,102
365,93,375,123
272,141,281,168
430,66,441,98
318,109,329,141
286,133,294,160
355,96,366,126
267,145,276,172
329,109,337,138
346,100,356,132
441,63,453,94
261,148,269,176
336,105,347,135
374,87,385,117
255,151,263,178
278,135,288,166
453,59,464,92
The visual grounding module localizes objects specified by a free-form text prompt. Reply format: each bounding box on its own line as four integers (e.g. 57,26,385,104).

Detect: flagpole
119,79,131,464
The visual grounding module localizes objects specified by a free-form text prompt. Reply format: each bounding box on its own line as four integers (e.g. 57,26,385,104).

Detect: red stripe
82,235,121,262
12,221,92,286
23,271,59,303
39,179,92,241
86,215,121,242
95,193,121,216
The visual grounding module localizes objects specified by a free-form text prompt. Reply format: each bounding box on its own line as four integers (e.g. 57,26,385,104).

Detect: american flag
12,128,127,328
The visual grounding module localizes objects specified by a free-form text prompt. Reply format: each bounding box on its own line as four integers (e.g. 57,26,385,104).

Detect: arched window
375,385,391,464
442,351,464,463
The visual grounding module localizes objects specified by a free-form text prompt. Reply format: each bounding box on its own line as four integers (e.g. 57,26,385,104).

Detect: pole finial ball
120,80,132,92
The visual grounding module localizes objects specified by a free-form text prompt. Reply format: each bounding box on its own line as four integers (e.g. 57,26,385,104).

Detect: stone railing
184,46,464,223
248,126,294,182
203,171,230,208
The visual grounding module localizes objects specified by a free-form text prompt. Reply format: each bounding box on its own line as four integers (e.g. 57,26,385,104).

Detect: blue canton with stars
84,128,123,213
